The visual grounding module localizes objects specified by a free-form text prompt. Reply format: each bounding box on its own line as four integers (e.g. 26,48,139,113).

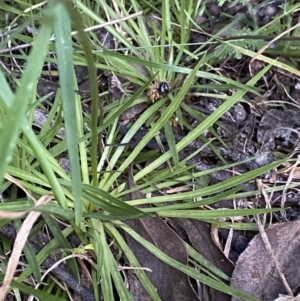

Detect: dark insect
158,81,170,95
147,81,171,102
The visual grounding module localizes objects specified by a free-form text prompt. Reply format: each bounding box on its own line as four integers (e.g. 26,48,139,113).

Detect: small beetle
158,81,170,95
147,81,171,103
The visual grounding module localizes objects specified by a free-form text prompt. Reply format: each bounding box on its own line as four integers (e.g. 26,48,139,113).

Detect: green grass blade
158,207,280,219
65,1,100,186
164,121,179,168
105,222,162,301
94,220,114,300
0,15,53,185
126,158,285,206
184,242,231,281
53,2,83,225
81,184,149,218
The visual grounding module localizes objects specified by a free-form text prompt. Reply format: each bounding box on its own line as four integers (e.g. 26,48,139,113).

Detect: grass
0,0,298,300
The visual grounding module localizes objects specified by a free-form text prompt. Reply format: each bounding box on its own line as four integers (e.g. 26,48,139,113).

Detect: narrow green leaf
0,16,53,185
105,222,162,301
82,189,148,218
158,207,280,219
184,242,230,281
43,214,80,281
53,2,82,225
94,220,114,300
0,73,68,210
81,184,150,217
34,204,73,220
164,121,179,168
127,158,285,206
144,187,241,212
62,1,100,186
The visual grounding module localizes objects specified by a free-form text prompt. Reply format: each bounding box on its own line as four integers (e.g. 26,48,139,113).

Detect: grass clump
0,0,298,300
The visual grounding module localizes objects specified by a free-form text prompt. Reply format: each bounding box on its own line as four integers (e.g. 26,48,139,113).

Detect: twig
254,215,293,297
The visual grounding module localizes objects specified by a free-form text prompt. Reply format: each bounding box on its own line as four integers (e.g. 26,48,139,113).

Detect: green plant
0,0,297,300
